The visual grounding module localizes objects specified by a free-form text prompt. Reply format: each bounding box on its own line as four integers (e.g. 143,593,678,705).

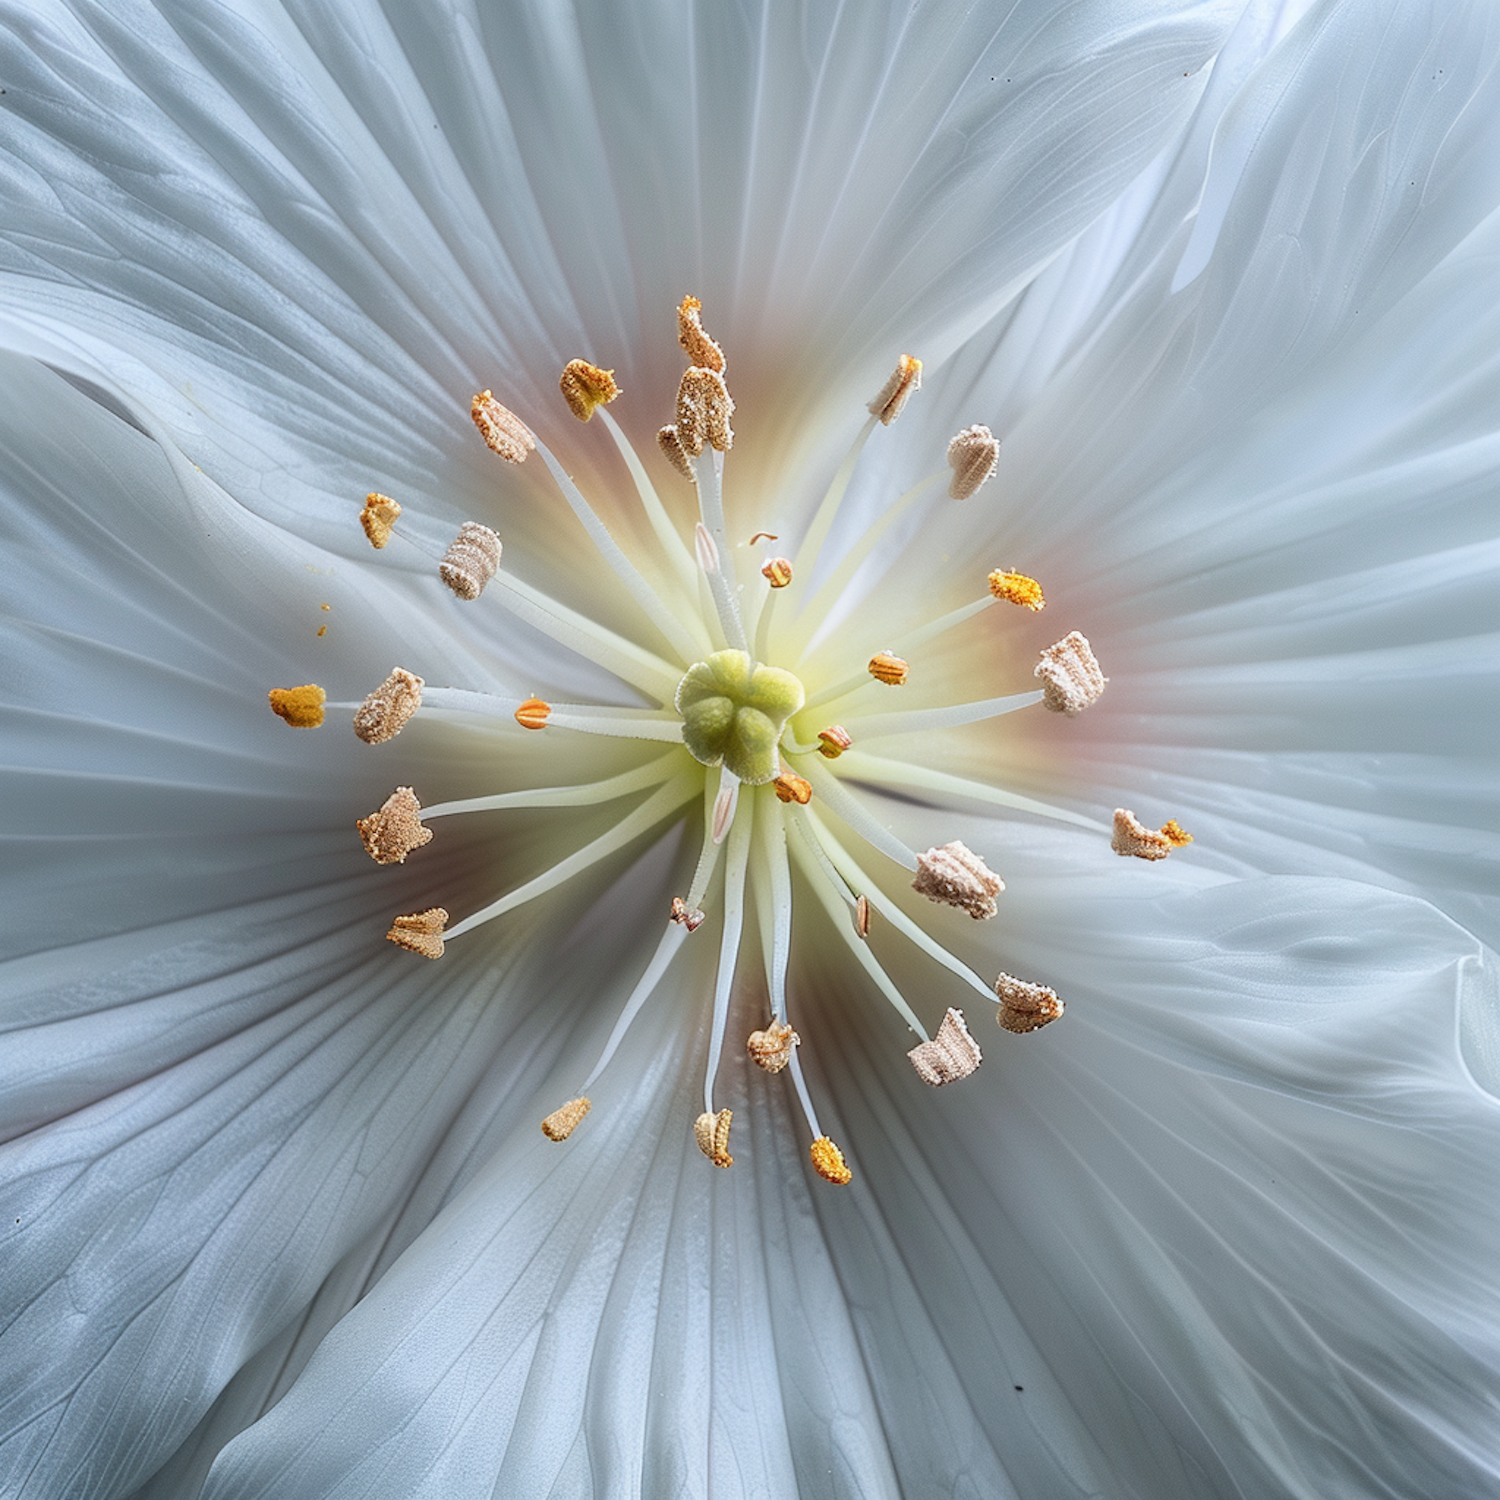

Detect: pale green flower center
676,650,805,785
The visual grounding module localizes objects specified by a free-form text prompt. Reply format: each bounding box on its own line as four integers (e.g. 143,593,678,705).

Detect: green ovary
676,649,805,785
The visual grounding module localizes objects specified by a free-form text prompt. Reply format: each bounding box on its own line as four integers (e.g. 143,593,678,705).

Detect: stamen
868,651,909,686
470,390,535,463
987,569,1045,610
994,973,1064,1034
854,893,872,938
677,295,726,374
386,907,448,959
946,424,1000,499
657,424,696,481
751,788,794,1023
439,521,502,601
578,922,691,1091
844,690,1042,741
772,770,813,805
868,354,922,425
907,1007,982,1085
267,684,326,728
670,896,706,931
541,1096,592,1141
421,689,682,744
514,697,551,730
559,359,620,422
676,368,734,455
1035,631,1107,714
701,802,753,1111
912,841,1004,920
817,725,852,758
357,786,432,864
1111,808,1191,860
809,1136,852,1185
798,760,920,871
712,767,739,844
761,557,793,589
353,667,424,744
694,1108,734,1168
691,450,748,651
747,1019,799,1073
421,753,679,820
359,492,401,548
595,408,698,594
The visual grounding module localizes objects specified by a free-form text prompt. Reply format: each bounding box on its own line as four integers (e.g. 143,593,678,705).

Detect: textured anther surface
439,522,502,601
946,424,999,499
677,295,725,373
1035,630,1106,714
994,972,1064,1033
386,907,448,959
676,367,735,455
267,684,326,728
353,667,423,744
470,389,535,462
868,651,908,685
1111,808,1182,860
694,1108,734,1167
810,1136,852,1185
541,1097,592,1141
912,841,1004,919
357,786,432,864
558,359,620,421
868,353,921,425
359,492,401,548
747,1020,799,1074
907,1007,982,1085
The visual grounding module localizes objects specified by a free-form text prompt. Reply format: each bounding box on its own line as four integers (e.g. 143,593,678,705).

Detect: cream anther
541,1097,592,1141
357,786,432,865
1035,630,1106,714
359,492,401,548
946,424,999,499
747,1020,799,1073
907,1007,982,1085
267,684,325,728
470,389,535,463
354,667,423,744
657,424,696,480
670,896,706,932
1111,808,1192,860
559,359,620,421
677,295,726,374
694,1108,734,1167
676,367,735,455
386,907,448,959
868,650,908,686
439,521,502,601
994,972,1064,1033
912,841,1004,920
810,1136,852,1185
868,353,922,425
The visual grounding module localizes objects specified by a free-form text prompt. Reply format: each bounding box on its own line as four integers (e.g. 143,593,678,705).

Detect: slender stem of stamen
445,772,698,939
897,596,993,653
801,667,883,713
845,690,1043,740
795,415,878,587
753,582,779,666
703,800,753,1112
712,765,740,845
596,407,699,595
691,452,749,652
421,752,681,819
686,775,727,910
836,750,1111,832
754,790,794,1024
796,759,919,871
578,921,690,1091
419,689,685,744
532,436,703,663
786,1050,827,1143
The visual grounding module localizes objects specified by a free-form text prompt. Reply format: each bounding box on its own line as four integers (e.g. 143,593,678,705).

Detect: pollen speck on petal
386,907,448,959
267,683,326,727
357,786,432,864
907,1007,982,1085
912,841,1004,919
354,667,423,744
994,972,1064,1033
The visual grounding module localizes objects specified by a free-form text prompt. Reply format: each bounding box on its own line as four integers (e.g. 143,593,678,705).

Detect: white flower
0,1,1497,1497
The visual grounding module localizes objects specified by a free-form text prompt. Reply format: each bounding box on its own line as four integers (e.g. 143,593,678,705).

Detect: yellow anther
694,1108,734,1168
854,894,872,939
439,521,502,601
357,786,433,865
907,1007,982,1086
386,907,448,960
677,295,726,374
987,569,1045,611
559,359,620,421
912,841,1004,920
994,972,1064,1034
946,424,1000,499
868,353,921,425
514,696,551,730
359,492,402,548
817,725,852,759
868,650,908,686
541,1097,592,1141
669,895,706,931
354,667,424,744
772,770,813,805
675,366,734,455
747,1020,799,1074
267,684,326,728
810,1136,852,1185
657,424,696,480
761,556,793,589
1111,808,1190,861
470,389,535,463
1035,630,1107,714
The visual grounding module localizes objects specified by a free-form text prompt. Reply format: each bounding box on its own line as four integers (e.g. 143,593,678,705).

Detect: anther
868,354,921,425
994,972,1064,1034
559,359,620,421
1111,808,1191,861
712,777,739,844
657,424,696,480
810,1136,852,1185
514,697,551,730
694,521,720,575
694,1108,734,1168
386,907,448,960
987,569,1045,610
470,389,535,463
439,521,502,601
677,295,726,374
854,894,872,939
357,786,433,864
772,770,813,805
907,1007,982,1085
359,492,402,548
670,896,706,932
747,1020,799,1073
868,651,908,686
267,684,326,728
1035,631,1107,714
541,1096,592,1141
761,557,793,589
947,424,1000,499
912,841,1004,920
817,725,852,758
749,532,778,545
675,367,735,455
353,667,424,744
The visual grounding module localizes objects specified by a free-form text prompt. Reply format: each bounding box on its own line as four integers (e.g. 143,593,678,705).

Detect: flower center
676,650,805,785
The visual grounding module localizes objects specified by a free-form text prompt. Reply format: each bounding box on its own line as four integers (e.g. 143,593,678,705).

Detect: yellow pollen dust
817,725,852,758
677,295,726,374
359,491,401,548
987,569,1045,611
868,650,908,686
694,1108,734,1168
773,770,813,805
514,697,551,730
357,786,432,865
1112,809,1191,860
1160,820,1194,847
470,390,536,464
559,359,620,422
810,1136,852,1185
542,1097,592,1141
267,683,326,728
868,353,921,425
387,907,448,959
354,667,423,744
994,972,1064,1034
761,557,793,589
